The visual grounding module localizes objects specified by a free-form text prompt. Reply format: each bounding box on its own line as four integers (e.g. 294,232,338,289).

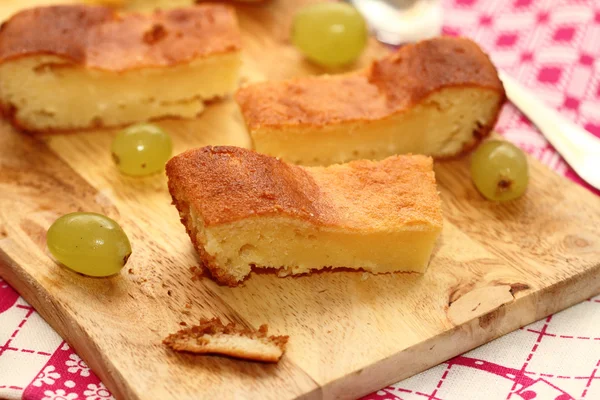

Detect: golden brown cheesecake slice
164,318,288,363
166,146,443,286
0,4,241,132
235,37,506,166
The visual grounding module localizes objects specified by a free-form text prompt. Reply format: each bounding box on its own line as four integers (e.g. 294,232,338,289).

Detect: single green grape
292,2,367,67
471,140,529,202
111,123,172,176
47,212,132,277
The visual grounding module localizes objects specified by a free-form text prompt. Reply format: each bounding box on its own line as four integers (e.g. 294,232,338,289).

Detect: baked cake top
166,146,442,231
235,37,504,129
0,4,241,71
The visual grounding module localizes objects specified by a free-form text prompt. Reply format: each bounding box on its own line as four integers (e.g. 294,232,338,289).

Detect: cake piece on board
0,4,241,132
166,146,443,286
235,36,505,166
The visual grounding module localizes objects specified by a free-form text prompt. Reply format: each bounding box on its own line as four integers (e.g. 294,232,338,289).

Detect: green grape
47,212,132,277
471,140,529,202
292,3,367,67
111,123,172,176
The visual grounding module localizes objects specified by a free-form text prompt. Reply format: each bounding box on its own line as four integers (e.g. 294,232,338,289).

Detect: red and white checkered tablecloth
1,0,599,399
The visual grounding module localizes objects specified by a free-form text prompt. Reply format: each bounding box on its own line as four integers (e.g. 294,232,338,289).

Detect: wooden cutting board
1,1,599,399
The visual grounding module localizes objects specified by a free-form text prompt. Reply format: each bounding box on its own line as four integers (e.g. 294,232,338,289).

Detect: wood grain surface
1,1,600,400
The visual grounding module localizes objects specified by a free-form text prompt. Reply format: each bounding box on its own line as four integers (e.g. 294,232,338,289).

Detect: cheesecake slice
166,146,443,286
235,37,506,166
163,318,288,363
0,4,241,132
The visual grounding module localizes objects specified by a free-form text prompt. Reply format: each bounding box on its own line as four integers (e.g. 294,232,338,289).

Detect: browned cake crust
166,146,442,286
166,146,441,228
0,4,241,71
235,36,505,152
163,318,289,363
167,146,319,228
368,36,503,112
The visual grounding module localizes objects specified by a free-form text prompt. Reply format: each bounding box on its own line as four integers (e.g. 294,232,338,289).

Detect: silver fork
349,0,600,190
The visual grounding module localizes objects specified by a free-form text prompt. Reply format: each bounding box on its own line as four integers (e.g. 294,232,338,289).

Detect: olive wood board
1,1,599,399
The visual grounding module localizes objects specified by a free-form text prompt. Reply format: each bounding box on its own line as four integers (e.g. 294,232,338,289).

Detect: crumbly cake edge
167,177,246,287
163,317,289,363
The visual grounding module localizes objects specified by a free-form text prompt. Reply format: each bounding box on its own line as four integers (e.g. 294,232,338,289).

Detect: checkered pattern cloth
1,0,599,399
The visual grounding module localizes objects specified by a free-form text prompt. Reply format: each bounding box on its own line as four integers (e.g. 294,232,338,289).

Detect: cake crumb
185,303,192,309
190,265,208,281
163,318,288,363
277,268,292,278
361,272,370,281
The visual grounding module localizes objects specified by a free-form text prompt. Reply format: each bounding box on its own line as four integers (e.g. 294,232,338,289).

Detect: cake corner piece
166,146,443,286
